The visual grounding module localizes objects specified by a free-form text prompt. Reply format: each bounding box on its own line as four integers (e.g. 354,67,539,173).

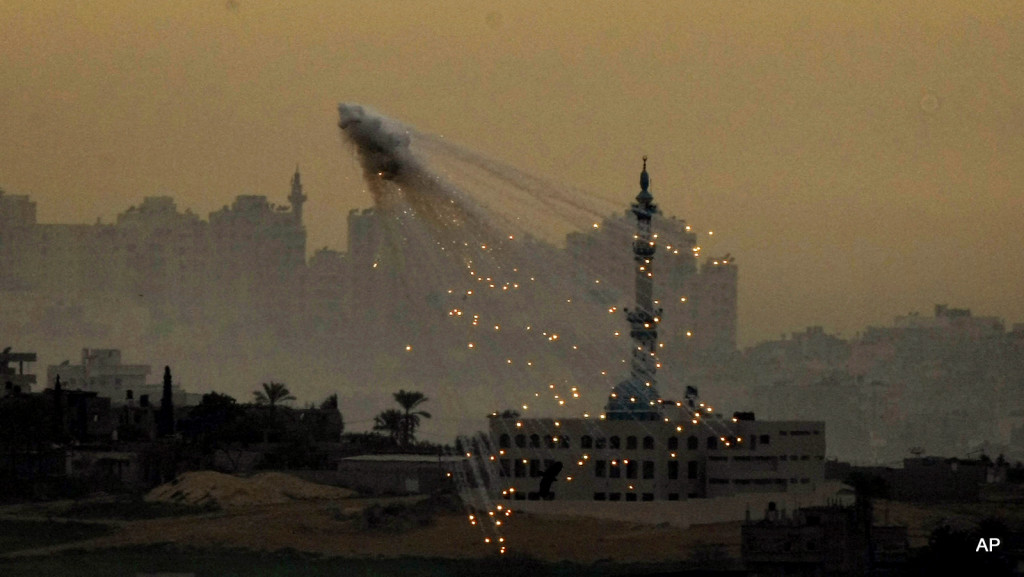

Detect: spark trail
337,104,732,553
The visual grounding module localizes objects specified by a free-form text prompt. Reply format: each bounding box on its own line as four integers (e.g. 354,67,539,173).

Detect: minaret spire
606,158,663,420
288,165,307,225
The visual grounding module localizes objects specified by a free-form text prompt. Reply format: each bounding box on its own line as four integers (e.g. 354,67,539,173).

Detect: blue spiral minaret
606,157,664,420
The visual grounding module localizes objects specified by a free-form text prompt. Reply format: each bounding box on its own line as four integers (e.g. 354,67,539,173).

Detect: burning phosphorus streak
337,104,732,553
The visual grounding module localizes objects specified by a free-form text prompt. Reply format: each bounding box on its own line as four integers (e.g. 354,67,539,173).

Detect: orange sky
3,0,1022,345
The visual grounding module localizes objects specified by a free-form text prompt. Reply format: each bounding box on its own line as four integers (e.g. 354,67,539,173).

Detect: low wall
476,481,848,529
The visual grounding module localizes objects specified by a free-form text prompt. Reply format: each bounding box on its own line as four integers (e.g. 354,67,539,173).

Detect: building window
610,436,621,449
668,461,679,480
626,436,638,450
596,437,607,449
626,461,638,479
544,435,556,449
596,460,606,478
643,461,655,479
642,493,654,502
581,435,593,449
514,460,525,478
560,436,570,449
667,437,678,450
499,434,511,448
759,434,770,445
515,434,526,448
610,461,621,478
688,436,698,450
500,459,511,476
688,460,698,479
668,493,680,501
643,436,654,450
609,493,621,501
529,434,540,448
707,436,718,450
529,460,541,477
594,493,606,501
625,493,637,502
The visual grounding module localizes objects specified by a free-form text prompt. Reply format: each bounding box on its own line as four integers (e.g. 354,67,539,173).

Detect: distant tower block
606,157,664,421
289,165,307,225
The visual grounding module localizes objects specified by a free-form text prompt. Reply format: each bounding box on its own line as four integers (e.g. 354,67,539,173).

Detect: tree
253,382,296,407
393,389,431,446
252,382,295,444
319,393,339,411
373,409,404,444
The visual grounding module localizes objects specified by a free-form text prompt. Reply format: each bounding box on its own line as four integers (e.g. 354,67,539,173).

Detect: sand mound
145,471,356,509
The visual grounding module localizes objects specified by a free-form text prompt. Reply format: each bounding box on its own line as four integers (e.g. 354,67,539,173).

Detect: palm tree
252,382,295,443
373,409,404,444
393,389,431,446
253,382,295,407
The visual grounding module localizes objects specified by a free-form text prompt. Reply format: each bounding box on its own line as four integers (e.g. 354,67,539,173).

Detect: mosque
489,159,826,502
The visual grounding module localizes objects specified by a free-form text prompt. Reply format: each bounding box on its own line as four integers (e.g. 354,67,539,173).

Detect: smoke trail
337,103,415,181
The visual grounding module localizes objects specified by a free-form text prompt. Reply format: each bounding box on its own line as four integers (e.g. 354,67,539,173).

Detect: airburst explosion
337,104,735,553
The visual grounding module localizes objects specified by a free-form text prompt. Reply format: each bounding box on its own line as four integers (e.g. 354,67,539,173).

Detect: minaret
288,165,307,225
606,157,664,420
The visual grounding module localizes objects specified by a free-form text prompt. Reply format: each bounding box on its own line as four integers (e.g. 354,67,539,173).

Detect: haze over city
4,0,1023,347
4,4,1024,574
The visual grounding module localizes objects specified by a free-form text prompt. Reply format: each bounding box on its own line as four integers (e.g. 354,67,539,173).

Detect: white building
47,348,199,406
489,410,825,502
488,160,825,502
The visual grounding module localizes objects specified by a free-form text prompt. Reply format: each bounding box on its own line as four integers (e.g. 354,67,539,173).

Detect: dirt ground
3,472,1020,564
2,497,738,563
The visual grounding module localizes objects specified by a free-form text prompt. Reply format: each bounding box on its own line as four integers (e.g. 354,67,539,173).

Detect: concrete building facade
489,412,825,501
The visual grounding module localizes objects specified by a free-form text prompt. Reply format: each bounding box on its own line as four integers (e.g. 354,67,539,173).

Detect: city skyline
2,162,1020,347
3,1,1023,345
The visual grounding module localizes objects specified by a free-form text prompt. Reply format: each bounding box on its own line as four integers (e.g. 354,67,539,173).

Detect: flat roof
342,454,467,463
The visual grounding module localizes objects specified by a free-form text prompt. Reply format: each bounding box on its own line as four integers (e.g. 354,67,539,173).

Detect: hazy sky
3,1,1023,345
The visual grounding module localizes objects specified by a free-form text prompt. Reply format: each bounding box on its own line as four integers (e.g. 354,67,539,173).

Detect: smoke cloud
337,103,415,181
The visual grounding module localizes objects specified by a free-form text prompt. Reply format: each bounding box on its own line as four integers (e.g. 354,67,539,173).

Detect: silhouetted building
47,348,199,407
1,348,37,394
0,170,308,330
335,454,463,495
742,501,908,576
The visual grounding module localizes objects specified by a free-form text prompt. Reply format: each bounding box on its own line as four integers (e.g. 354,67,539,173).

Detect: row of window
594,459,700,480
594,492,655,501
498,433,769,451
708,478,811,485
779,430,820,436
503,459,556,478
499,459,702,480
